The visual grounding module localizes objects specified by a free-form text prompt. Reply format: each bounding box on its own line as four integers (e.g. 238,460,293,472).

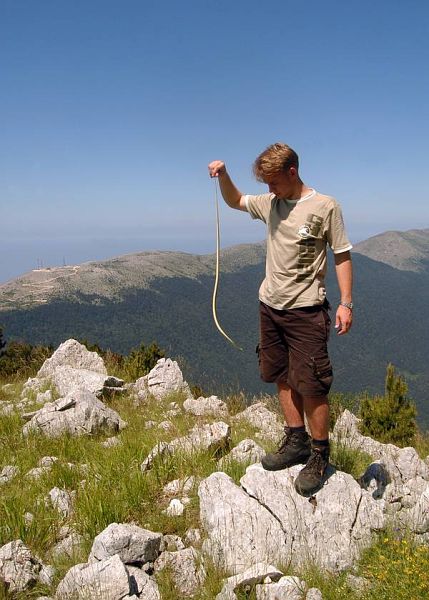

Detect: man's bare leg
302,395,329,440
277,382,305,426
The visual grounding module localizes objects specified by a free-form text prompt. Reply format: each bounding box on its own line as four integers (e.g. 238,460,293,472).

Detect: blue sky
1,0,428,282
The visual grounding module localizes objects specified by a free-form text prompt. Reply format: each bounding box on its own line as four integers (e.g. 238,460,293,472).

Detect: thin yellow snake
212,178,243,351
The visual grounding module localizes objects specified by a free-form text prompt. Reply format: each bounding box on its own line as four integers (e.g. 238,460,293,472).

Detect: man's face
264,168,296,198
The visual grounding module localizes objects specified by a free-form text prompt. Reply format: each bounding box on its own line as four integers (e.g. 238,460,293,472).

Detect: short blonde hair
253,143,299,182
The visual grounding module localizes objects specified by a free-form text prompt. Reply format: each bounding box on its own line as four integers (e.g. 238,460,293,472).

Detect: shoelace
304,448,327,475
212,178,243,351
276,429,295,453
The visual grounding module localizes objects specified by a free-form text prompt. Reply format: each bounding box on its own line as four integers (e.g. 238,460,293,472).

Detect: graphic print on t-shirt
296,213,324,282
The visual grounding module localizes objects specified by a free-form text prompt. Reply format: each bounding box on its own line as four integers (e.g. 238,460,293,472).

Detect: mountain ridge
1,229,428,425
353,228,429,272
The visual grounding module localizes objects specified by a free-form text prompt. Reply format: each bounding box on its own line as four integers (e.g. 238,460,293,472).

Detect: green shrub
121,342,165,381
0,336,53,380
78,339,165,381
359,364,417,447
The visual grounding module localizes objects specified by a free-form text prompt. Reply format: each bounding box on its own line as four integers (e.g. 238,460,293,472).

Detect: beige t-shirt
244,189,352,309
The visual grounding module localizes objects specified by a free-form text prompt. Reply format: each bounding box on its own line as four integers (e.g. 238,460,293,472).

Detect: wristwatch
339,301,354,310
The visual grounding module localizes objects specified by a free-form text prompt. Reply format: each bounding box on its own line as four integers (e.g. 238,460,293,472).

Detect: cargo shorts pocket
310,356,333,394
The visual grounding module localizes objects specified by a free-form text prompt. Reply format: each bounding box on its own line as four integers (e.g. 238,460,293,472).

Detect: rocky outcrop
21,339,125,400
333,410,429,539
141,421,231,472
215,563,284,599
199,463,384,574
232,402,284,442
23,389,127,438
154,547,206,597
0,465,19,485
55,554,131,599
218,439,265,467
89,523,162,565
132,358,191,402
183,395,228,418
0,540,46,593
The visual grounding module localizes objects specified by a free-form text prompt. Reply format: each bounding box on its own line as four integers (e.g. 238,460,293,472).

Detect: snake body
212,178,243,351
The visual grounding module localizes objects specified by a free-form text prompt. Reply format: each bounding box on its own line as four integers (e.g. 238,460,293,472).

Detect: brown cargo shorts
257,300,333,397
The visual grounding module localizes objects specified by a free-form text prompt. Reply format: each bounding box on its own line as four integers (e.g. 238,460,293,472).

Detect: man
208,143,353,496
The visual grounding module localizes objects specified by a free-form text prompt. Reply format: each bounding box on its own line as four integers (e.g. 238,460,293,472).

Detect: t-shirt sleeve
325,200,353,254
244,193,274,223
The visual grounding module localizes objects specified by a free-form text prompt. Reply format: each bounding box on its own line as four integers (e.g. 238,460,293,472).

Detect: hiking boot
294,443,330,496
261,427,311,471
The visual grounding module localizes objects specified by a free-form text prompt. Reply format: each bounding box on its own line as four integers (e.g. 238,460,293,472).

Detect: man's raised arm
208,160,248,211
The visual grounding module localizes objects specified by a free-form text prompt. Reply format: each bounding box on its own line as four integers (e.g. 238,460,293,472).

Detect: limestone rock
0,465,19,485
133,358,191,402
141,422,230,472
21,340,127,399
127,566,161,599
102,436,123,448
23,389,127,438
199,472,288,575
39,456,58,467
38,339,107,378
36,390,53,404
0,402,14,416
334,410,429,534
184,528,202,547
333,410,429,483
52,531,84,559
255,575,307,600
24,512,34,525
217,563,284,599
165,401,182,417
26,466,52,480
240,463,385,572
233,402,283,442
48,487,75,517
183,395,228,418
199,463,385,575
218,439,265,467
0,540,43,592
164,499,185,516
160,535,186,552
39,564,55,586
89,523,162,565
154,547,205,597
55,554,130,599
306,589,323,600
163,476,196,496
48,366,108,397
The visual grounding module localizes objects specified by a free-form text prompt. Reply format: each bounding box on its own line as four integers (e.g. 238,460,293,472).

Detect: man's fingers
208,160,225,178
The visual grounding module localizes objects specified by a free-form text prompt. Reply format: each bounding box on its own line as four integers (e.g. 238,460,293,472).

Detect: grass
1,379,429,599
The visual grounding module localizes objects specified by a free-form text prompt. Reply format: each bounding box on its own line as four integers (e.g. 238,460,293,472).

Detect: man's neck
287,180,313,201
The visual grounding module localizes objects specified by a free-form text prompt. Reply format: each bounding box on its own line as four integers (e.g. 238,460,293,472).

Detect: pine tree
359,363,417,446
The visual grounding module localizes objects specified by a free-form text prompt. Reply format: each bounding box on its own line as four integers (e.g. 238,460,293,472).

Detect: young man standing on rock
208,143,353,496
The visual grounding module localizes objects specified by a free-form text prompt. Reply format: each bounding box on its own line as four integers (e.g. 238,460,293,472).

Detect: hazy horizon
1,223,426,284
